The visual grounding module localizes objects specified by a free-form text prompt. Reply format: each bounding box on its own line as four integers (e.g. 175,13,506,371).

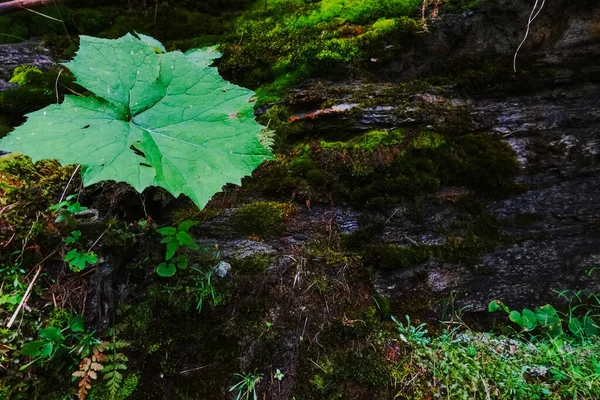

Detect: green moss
443,0,486,13
0,86,54,116
220,0,422,92
229,254,274,276
309,347,390,398
371,18,397,33
361,201,505,271
0,155,72,207
311,0,421,24
231,201,296,237
124,301,152,335
322,129,405,152
309,274,329,294
256,127,518,209
366,244,431,270
9,65,42,86
168,201,224,225
410,131,444,150
71,8,110,35
257,104,302,147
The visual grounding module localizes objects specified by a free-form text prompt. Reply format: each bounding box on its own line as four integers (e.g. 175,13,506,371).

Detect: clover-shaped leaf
156,262,176,277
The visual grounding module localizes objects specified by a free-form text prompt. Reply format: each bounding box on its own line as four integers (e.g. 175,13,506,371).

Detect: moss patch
257,129,519,208
230,201,296,237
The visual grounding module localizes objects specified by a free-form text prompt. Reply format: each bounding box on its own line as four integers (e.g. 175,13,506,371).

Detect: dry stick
0,0,69,15
87,229,108,253
6,252,55,328
54,68,63,104
179,364,214,375
59,164,80,203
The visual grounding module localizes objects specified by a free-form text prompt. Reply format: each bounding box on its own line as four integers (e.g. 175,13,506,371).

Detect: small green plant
391,315,430,346
155,220,198,277
0,264,26,311
64,230,82,245
489,301,562,336
190,262,223,312
20,315,91,369
48,194,87,224
274,369,284,380
389,313,600,399
229,371,263,400
489,297,600,340
65,249,98,272
156,254,188,278
20,326,66,366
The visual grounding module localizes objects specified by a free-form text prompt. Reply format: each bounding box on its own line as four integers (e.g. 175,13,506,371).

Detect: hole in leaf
82,125,91,129
140,163,152,168
129,144,146,158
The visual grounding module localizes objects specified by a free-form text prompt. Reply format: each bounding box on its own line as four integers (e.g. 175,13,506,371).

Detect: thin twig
301,316,308,338
59,164,80,202
310,359,326,372
52,0,71,43
87,228,108,253
179,364,214,375
6,251,55,328
54,68,63,104
513,0,545,72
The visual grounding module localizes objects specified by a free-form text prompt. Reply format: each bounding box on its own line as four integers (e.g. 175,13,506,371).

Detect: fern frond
102,335,130,400
258,128,276,151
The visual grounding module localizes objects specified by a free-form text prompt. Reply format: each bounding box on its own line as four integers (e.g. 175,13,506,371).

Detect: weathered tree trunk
0,0,68,15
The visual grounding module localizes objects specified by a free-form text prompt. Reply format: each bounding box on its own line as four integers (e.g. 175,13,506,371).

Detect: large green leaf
0,34,272,209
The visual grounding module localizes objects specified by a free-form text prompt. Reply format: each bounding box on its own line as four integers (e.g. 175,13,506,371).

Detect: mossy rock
365,244,431,270
308,347,390,399
230,201,296,238
261,129,519,207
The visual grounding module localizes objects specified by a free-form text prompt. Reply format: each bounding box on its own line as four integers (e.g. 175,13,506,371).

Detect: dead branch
0,0,69,15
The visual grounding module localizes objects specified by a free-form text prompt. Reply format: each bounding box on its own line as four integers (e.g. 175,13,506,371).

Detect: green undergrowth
0,155,73,245
1,151,597,399
390,319,600,399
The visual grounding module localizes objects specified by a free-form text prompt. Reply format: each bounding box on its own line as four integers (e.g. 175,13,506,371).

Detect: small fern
103,335,131,399
72,342,107,400
258,128,276,151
